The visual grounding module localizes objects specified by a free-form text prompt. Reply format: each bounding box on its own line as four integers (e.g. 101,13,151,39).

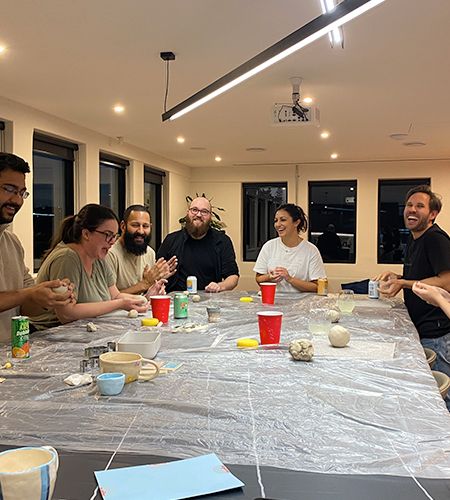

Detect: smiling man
157,197,239,293
376,185,450,378
106,204,177,294
0,153,72,343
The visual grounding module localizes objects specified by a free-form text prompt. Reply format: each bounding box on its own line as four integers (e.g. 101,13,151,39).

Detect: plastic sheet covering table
1,291,450,481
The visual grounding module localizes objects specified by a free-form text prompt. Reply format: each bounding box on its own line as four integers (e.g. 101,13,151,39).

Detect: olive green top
31,242,115,329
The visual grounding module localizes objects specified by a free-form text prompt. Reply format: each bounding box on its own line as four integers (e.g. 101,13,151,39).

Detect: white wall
0,96,191,271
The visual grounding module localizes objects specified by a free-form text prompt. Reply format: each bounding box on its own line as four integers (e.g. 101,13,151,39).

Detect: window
308,180,357,263
144,167,164,250
99,153,128,217
243,183,287,261
378,178,430,264
33,133,76,271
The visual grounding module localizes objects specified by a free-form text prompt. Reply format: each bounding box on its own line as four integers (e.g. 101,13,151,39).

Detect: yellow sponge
237,338,259,348
141,317,160,327
239,296,254,303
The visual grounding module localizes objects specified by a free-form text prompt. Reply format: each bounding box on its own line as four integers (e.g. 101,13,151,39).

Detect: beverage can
186,276,197,294
11,316,30,358
368,280,379,299
317,278,328,296
174,293,189,319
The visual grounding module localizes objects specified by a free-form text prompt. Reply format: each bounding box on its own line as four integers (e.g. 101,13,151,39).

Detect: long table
1,291,450,499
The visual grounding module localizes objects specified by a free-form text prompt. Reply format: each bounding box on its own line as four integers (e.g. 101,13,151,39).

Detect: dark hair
122,204,151,223
0,153,30,174
276,203,308,233
43,204,119,260
405,185,442,214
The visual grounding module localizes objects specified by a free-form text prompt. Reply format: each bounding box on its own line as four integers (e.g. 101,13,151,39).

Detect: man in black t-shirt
376,185,450,383
157,197,239,293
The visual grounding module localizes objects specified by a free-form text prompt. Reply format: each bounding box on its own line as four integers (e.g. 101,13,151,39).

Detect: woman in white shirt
253,204,326,292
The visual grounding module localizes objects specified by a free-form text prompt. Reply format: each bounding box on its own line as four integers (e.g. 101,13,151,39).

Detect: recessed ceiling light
320,131,330,139
302,97,313,104
215,156,222,162
330,153,339,159
246,147,266,152
176,136,185,144
0,46,7,54
113,104,125,114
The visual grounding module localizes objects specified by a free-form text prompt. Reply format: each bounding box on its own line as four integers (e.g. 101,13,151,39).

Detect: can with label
174,293,189,319
186,276,198,294
317,278,328,296
368,280,379,299
11,316,30,358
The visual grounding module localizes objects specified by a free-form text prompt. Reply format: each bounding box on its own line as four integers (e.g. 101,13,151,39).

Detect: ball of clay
192,294,201,303
52,284,68,294
326,309,341,323
289,339,314,361
328,325,350,347
86,322,97,332
137,295,148,305
128,309,139,318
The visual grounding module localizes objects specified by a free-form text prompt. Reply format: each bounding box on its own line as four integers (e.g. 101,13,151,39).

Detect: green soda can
11,316,30,358
174,293,188,319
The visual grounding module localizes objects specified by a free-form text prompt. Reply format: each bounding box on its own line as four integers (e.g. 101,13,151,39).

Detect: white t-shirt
253,237,325,292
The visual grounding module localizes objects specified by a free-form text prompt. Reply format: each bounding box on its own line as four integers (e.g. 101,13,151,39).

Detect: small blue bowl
96,372,125,396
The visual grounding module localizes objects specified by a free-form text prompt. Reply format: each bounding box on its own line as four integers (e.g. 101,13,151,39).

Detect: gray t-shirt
32,242,115,329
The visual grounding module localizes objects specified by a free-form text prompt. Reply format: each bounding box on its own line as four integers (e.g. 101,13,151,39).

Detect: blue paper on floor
95,453,245,500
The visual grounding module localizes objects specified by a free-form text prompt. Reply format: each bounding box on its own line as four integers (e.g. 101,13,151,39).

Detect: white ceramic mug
0,446,59,500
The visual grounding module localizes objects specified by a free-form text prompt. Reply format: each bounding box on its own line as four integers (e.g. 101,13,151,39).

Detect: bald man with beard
157,197,239,293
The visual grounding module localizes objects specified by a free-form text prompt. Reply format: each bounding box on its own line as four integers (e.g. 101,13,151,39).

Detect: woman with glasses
31,204,164,329
253,203,325,293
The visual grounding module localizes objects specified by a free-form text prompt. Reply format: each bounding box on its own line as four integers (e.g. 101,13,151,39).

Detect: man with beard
0,153,72,343
376,185,450,381
157,197,239,293
106,205,177,294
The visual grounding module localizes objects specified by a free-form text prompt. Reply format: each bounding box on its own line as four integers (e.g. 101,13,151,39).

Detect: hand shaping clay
289,339,314,361
328,325,350,347
192,294,201,302
326,309,341,323
128,309,139,318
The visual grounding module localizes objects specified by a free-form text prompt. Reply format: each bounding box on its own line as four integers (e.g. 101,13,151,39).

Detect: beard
123,230,151,256
0,201,21,224
185,214,210,239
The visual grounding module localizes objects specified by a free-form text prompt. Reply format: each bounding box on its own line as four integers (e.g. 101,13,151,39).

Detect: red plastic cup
257,311,283,344
260,282,277,305
150,296,171,323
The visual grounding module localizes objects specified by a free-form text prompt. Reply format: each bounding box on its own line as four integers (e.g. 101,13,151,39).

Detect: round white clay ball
137,296,148,305
326,309,341,323
52,284,68,294
328,325,350,347
128,309,139,318
192,294,201,303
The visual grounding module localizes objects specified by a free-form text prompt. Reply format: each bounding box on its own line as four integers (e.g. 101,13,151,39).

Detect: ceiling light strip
162,0,385,121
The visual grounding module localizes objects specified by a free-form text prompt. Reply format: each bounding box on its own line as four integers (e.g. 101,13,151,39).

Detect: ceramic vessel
0,446,58,500
99,351,159,383
96,372,125,395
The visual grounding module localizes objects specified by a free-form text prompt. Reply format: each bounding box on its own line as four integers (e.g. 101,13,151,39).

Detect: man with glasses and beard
0,153,72,343
106,205,177,294
157,197,239,293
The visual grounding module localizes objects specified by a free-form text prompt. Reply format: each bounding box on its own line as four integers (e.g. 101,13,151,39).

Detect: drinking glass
308,308,331,334
338,290,355,314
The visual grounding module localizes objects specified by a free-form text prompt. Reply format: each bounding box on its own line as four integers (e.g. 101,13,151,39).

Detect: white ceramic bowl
116,331,161,359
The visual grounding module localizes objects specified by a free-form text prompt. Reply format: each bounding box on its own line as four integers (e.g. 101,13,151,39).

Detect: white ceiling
1,0,450,168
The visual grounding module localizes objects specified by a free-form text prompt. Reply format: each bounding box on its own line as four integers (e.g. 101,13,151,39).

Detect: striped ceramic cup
0,446,58,500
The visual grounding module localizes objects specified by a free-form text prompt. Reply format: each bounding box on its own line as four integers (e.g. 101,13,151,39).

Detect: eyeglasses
189,207,211,217
1,184,29,199
93,230,120,243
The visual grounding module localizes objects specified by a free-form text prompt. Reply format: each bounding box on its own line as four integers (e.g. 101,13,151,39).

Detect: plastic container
116,331,162,359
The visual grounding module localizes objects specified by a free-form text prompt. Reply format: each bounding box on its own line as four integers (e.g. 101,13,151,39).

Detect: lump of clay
52,284,68,294
328,325,350,347
86,322,97,332
128,309,139,318
326,309,341,323
137,295,148,305
192,294,201,303
289,339,314,361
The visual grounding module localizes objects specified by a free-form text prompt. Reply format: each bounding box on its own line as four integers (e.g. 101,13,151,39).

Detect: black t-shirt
403,224,450,338
173,231,217,291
